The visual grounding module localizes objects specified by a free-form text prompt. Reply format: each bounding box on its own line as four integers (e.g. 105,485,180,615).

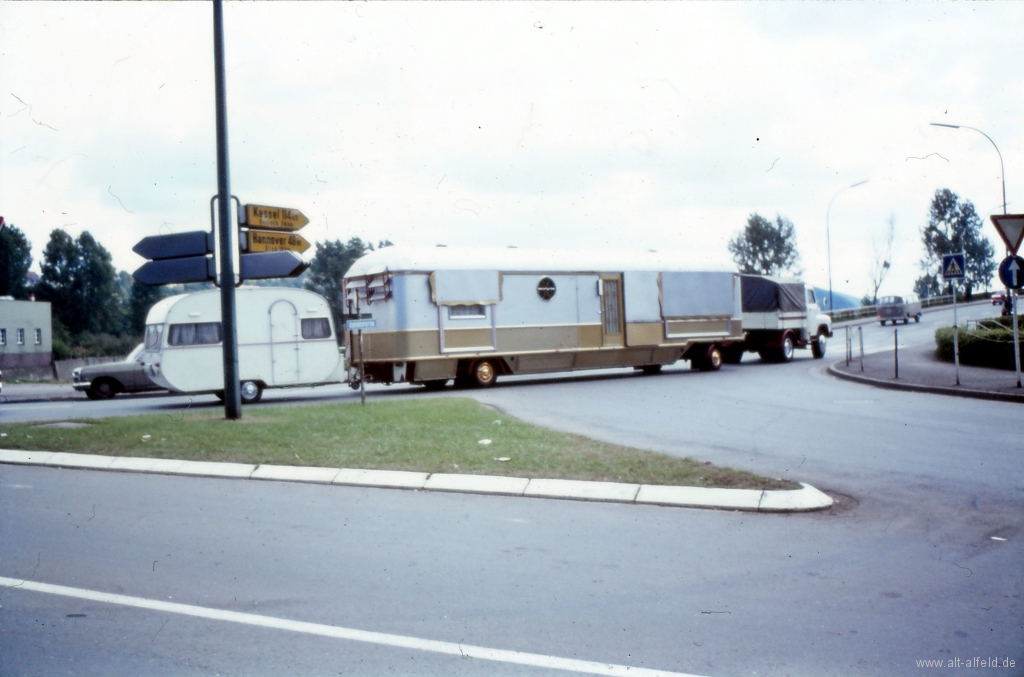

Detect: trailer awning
429,270,502,306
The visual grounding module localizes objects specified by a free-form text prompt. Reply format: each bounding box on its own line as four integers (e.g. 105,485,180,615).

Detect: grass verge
0,398,797,490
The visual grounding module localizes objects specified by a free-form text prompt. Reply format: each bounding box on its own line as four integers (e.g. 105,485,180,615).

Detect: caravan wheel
240,381,263,405
470,360,498,388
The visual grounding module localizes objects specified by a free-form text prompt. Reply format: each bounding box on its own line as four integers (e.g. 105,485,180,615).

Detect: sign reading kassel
244,204,309,232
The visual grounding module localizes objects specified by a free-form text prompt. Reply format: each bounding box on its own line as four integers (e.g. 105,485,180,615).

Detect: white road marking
0,576,709,677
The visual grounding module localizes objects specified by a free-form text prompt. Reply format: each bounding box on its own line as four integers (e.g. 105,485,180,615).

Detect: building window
0,328,5,346
448,305,486,319
17,328,25,345
301,318,332,339
34,328,42,345
167,322,223,346
537,277,556,301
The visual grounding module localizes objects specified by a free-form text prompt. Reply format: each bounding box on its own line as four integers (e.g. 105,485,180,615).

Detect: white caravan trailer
141,287,343,403
341,246,743,388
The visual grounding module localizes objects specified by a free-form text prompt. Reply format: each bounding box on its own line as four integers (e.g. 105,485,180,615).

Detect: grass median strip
0,398,797,490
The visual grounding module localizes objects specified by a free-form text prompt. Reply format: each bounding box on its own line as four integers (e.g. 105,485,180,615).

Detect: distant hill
811,287,861,312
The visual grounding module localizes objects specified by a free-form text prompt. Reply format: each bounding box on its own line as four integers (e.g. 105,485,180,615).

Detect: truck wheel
811,331,827,359
879,320,886,327
470,360,498,388
915,314,921,323
88,378,119,400
240,381,263,405
777,333,795,363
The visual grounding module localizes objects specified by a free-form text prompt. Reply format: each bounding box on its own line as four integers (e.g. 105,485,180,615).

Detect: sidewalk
0,448,834,513
1,382,84,403
829,342,1024,403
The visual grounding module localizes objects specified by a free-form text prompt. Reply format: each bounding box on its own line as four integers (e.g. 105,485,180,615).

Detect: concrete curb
827,363,1024,404
0,448,834,512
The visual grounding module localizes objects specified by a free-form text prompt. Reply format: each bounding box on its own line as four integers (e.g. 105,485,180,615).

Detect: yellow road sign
246,229,311,254
245,204,309,232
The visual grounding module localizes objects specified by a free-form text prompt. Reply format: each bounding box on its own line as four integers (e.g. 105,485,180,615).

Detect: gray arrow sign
132,230,214,260
239,250,309,280
133,256,216,286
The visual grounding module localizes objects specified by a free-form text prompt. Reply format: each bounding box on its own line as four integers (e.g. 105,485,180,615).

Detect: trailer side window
448,305,486,319
301,318,332,339
168,322,222,346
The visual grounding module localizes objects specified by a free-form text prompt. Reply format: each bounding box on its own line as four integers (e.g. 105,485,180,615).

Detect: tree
728,214,802,277
865,214,896,305
36,229,125,336
128,281,165,335
304,238,392,342
0,223,33,299
915,189,995,298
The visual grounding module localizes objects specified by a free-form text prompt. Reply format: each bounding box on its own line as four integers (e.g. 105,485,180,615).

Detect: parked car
877,294,923,325
72,344,164,400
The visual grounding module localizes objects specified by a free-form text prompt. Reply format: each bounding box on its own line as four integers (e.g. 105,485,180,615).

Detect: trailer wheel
240,381,263,405
811,331,827,359
470,360,499,388
722,345,745,364
692,345,722,371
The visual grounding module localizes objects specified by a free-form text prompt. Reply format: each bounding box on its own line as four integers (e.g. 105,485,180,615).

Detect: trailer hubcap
474,361,495,386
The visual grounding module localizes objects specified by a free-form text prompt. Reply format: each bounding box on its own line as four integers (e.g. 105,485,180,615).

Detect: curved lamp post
826,179,869,315
930,123,1006,215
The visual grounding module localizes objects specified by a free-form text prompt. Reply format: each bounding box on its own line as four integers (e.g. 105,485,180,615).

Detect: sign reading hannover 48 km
941,253,965,280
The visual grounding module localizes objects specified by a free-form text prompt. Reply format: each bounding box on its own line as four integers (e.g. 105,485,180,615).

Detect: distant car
991,291,1007,305
0,368,3,399
877,294,923,325
72,344,164,400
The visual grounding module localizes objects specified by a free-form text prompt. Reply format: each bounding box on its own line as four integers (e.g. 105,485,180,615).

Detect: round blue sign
998,255,1024,290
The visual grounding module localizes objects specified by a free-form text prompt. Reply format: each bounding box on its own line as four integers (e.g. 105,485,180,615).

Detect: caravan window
301,318,332,339
448,305,486,319
144,324,163,350
168,322,223,346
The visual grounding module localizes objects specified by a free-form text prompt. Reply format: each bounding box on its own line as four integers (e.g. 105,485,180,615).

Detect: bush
70,332,140,359
935,318,1024,370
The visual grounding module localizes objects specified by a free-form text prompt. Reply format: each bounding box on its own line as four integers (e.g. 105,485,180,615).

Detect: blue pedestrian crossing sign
941,253,965,280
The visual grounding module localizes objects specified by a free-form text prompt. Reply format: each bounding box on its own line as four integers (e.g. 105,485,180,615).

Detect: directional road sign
941,253,965,280
346,318,377,331
990,214,1024,255
244,204,309,232
245,229,311,254
998,255,1024,290
134,257,215,286
239,250,308,280
131,229,215,285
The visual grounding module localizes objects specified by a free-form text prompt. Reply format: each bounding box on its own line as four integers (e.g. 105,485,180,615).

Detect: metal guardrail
826,293,988,323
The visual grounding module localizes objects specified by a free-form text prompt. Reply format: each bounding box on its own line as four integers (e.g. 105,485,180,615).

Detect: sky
2,1,1022,300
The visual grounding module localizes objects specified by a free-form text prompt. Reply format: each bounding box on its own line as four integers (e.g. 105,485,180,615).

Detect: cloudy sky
2,1,1022,299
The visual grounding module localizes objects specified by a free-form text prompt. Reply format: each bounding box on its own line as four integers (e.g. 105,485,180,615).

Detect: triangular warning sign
990,214,1024,255
943,257,963,278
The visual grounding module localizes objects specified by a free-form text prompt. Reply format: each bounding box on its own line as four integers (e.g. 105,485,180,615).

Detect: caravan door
269,300,300,383
600,274,624,347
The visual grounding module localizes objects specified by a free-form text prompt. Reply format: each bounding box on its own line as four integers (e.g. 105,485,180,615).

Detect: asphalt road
2,300,1022,675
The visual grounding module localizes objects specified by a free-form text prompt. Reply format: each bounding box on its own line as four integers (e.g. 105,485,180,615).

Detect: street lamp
826,179,869,315
929,122,1007,215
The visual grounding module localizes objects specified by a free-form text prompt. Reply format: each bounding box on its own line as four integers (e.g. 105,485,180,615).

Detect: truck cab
723,276,832,363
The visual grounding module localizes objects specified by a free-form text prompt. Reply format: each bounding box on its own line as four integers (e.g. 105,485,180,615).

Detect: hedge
935,316,1024,370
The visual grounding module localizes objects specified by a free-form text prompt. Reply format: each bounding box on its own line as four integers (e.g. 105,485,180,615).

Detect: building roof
346,246,734,277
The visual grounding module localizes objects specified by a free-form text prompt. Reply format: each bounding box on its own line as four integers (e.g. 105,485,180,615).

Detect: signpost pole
858,325,864,372
358,330,366,406
1013,291,1022,388
952,282,960,386
213,0,241,419
894,328,899,379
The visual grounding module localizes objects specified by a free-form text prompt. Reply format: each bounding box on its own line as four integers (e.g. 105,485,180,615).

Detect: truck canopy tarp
740,275,806,313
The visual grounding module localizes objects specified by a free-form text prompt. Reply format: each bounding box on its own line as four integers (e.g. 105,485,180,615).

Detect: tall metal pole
952,280,960,386
826,179,869,315
931,122,1018,386
213,0,241,419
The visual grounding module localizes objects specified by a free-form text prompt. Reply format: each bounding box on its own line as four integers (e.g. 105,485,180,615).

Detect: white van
141,287,343,403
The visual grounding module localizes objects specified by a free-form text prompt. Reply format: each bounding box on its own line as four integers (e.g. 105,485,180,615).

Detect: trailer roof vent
537,277,556,301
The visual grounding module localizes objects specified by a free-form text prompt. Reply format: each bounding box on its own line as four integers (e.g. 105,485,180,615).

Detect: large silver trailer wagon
342,247,743,388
